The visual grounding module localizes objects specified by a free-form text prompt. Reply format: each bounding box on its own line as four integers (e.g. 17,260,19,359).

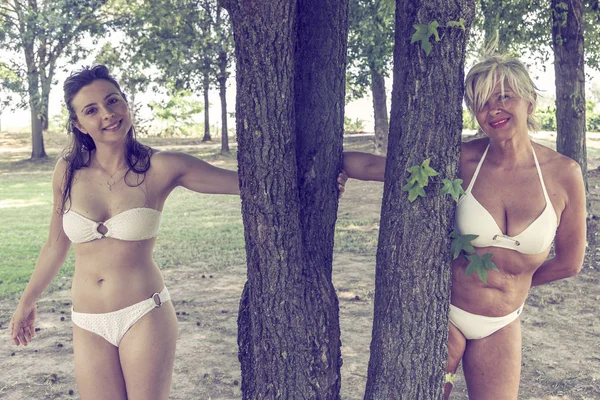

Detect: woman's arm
155,151,240,195
342,151,386,182
11,159,72,345
531,160,586,287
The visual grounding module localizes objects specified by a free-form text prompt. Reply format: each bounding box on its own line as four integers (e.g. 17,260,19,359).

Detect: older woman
341,54,586,399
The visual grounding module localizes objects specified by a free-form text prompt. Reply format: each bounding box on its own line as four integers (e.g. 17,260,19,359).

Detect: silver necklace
96,161,127,191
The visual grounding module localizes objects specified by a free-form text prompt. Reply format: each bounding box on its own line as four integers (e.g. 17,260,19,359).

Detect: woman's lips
103,120,122,131
490,118,509,128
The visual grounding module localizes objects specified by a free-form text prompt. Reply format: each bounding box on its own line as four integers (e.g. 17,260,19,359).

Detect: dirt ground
0,130,599,399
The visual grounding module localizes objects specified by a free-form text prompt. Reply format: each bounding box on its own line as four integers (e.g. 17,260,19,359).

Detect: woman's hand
10,302,37,346
338,169,348,199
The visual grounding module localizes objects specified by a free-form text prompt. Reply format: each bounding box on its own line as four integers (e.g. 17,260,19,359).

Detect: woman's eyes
499,94,511,101
83,98,120,115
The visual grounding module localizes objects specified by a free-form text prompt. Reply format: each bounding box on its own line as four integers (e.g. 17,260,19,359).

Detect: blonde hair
465,54,540,132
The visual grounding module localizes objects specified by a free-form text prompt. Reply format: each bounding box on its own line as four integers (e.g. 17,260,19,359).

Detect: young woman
9,65,240,399
342,54,586,399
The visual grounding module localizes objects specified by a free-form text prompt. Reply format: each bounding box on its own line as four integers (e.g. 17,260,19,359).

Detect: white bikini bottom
449,303,523,340
71,286,171,347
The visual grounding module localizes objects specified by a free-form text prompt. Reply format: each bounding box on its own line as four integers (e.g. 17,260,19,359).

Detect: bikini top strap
465,144,490,193
531,146,552,202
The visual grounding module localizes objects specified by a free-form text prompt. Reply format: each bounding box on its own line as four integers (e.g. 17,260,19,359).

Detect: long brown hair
61,65,152,212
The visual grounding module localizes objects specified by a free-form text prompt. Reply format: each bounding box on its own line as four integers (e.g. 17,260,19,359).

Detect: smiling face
465,55,540,133
70,79,133,146
476,81,533,139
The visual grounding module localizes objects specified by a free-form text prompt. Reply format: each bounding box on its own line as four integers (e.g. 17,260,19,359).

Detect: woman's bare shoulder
148,150,193,168
53,157,71,179
460,137,489,162
533,142,583,186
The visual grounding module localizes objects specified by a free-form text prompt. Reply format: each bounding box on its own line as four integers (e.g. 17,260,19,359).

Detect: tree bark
202,67,211,142
364,1,475,398
224,0,347,398
218,51,229,153
40,87,49,131
25,54,47,159
552,0,587,190
29,98,46,159
370,65,389,155
216,5,230,154
16,0,47,159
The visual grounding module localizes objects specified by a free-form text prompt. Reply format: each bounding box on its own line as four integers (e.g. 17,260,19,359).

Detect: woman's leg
462,317,522,400
118,301,178,400
445,323,467,400
73,325,128,400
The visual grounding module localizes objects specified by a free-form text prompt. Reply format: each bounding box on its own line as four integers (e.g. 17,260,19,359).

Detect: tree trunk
552,0,587,190
224,0,347,398
202,69,211,142
41,111,49,131
292,0,348,392
30,100,46,159
26,66,47,159
41,79,52,131
22,34,46,159
364,1,475,398
218,52,230,153
370,65,389,155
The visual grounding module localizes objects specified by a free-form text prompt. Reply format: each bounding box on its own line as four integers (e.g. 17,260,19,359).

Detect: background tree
121,0,233,148
347,0,395,154
222,0,348,397
0,0,108,159
476,0,549,60
148,89,203,137
584,0,600,70
364,0,475,398
552,0,587,188
215,5,233,153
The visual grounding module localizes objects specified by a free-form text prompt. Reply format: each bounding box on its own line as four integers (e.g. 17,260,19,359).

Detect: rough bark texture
370,66,389,155
364,1,475,399
224,0,347,398
552,0,587,190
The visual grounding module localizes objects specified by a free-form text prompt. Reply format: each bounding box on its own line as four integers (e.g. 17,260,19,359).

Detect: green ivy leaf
440,178,466,202
402,158,439,202
402,181,427,202
447,18,466,31
410,20,440,56
406,158,439,187
450,230,478,260
465,253,498,284
421,158,440,178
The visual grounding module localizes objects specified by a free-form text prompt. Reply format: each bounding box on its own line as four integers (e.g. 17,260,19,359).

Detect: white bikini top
455,144,558,255
63,207,162,244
